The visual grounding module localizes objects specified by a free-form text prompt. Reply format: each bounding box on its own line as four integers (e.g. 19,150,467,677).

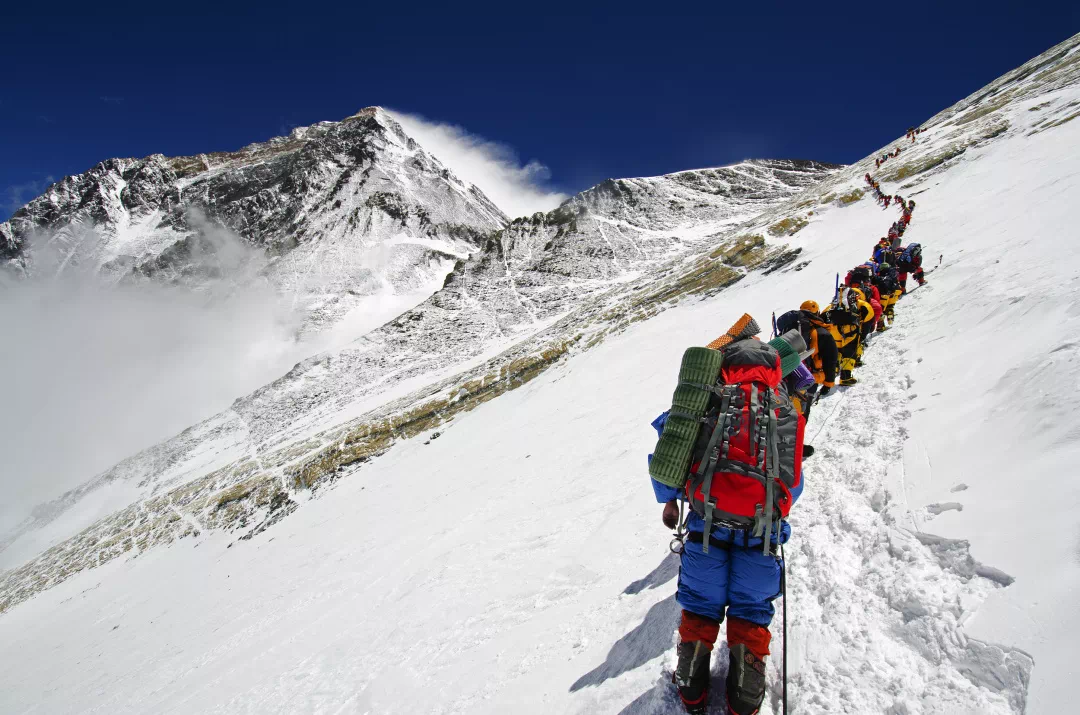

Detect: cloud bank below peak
389,110,568,219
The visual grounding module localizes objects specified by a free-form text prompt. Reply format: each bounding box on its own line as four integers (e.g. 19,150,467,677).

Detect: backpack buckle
751,504,765,538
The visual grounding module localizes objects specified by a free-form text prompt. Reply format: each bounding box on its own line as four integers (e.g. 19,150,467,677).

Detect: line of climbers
864,172,917,225
874,145,904,168
645,147,928,715
873,127,922,167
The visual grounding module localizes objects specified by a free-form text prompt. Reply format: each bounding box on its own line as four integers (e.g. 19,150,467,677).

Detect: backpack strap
753,390,781,554
750,387,768,544
667,410,708,424
747,384,760,466
696,384,737,553
678,381,721,392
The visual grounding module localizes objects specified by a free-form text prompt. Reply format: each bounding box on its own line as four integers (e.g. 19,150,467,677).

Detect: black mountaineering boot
673,640,711,714
725,644,767,715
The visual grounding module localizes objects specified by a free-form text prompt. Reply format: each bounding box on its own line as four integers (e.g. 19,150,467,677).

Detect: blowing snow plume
390,110,568,218
0,220,308,550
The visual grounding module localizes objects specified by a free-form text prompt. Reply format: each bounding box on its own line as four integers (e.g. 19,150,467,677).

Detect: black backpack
776,310,813,346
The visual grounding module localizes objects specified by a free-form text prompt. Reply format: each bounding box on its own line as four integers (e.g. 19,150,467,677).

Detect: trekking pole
771,312,777,339
781,542,788,715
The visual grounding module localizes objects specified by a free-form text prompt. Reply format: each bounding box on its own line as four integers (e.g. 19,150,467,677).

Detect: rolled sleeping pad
648,347,723,488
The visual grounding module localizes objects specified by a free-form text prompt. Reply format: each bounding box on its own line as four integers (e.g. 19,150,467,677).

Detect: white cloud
389,110,568,219
0,221,308,540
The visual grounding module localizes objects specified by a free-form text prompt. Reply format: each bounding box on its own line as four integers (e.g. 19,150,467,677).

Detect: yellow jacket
823,305,860,348
849,288,875,326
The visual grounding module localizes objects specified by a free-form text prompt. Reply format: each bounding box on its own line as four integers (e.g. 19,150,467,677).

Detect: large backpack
898,243,922,272
775,309,810,341
851,266,872,283
652,339,804,554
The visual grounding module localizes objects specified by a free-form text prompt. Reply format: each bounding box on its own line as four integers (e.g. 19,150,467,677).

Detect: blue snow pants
676,524,788,627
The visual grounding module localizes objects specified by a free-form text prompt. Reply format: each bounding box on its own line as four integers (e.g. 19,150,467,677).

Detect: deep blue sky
3,2,1078,219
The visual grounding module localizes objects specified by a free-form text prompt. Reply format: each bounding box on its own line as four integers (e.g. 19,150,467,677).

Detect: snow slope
1,32,1079,715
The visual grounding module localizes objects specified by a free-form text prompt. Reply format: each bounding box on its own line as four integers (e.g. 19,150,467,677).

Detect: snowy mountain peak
1,108,510,332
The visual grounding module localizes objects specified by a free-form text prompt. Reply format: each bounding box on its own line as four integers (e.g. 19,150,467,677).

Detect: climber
848,269,881,341
895,242,924,292
873,263,902,328
775,301,840,419
649,318,808,715
824,290,864,386
797,300,839,410
854,285,879,357
872,237,892,264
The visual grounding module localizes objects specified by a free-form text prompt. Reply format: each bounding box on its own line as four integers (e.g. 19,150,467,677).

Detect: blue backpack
900,243,922,266
776,310,805,337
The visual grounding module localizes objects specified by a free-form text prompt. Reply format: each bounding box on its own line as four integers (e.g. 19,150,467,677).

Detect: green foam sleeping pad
649,346,723,488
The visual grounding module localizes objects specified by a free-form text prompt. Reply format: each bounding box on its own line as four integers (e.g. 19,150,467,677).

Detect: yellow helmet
800,300,820,313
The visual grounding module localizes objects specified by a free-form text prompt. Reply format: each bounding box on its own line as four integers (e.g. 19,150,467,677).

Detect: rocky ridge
0,108,507,332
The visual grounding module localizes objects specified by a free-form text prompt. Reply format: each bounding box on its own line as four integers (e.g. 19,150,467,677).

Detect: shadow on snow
570,594,681,693
570,553,682,693
624,552,681,595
